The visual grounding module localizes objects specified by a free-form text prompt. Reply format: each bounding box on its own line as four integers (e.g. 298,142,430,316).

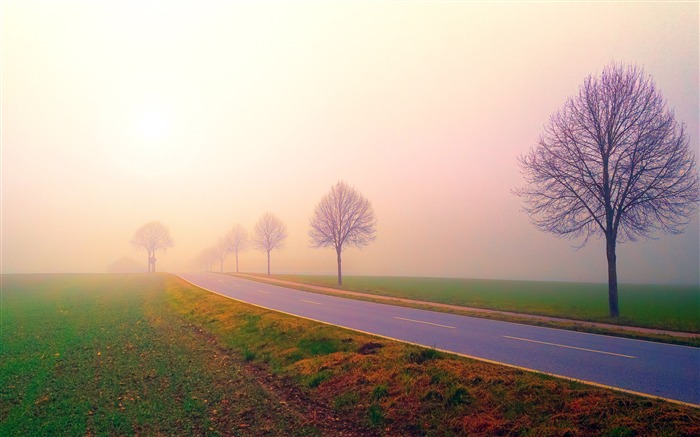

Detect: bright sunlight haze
2,2,698,284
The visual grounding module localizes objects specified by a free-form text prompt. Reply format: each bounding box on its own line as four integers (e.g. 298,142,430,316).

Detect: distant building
107,256,145,273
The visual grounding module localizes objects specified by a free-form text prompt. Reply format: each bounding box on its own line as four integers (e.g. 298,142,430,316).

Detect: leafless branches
253,212,288,276
516,63,699,317
130,221,173,272
214,237,231,273
195,246,218,272
309,181,377,285
226,224,248,274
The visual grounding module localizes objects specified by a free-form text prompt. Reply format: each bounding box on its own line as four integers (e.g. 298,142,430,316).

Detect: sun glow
101,100,199,178
124,105,177,175
136,107,169,139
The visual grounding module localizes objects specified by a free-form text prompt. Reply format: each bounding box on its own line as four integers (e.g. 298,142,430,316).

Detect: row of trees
194,181,377,284
196,224,250,273
196,212,288,275
130,63,699,319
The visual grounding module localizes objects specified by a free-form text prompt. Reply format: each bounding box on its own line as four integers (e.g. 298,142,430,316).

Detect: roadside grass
3,273,698,435
260,274,700,333
0,274,319,435
166,275,700,435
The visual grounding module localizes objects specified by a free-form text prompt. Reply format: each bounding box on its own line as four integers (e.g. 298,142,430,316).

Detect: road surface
178,272,700,406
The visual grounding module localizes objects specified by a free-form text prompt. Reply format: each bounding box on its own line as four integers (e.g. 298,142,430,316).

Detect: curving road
178,272,700,406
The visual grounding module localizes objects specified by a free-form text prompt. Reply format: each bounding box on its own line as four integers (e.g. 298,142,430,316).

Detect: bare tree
226,224,248,273
252,212,288,276
214,237,231,273
309,181,377,285
516,63,699,318
131,221,174,272
195,246,218,272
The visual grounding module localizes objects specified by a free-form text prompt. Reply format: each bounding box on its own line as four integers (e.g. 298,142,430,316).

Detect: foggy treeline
190,181,377,284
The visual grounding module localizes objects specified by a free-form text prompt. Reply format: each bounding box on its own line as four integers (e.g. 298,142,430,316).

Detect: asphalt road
178,272,700,406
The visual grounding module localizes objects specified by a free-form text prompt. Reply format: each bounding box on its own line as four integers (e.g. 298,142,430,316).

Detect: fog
3,2,698,284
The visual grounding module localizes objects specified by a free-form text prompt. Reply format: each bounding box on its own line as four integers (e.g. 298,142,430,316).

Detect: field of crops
0,274,311,435
271,275,700,332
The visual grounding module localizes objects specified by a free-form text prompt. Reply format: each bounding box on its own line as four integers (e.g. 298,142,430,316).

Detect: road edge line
230,274,700,348
175,274,700,409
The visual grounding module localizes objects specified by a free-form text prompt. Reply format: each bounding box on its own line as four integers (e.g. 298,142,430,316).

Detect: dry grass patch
165,275,700,436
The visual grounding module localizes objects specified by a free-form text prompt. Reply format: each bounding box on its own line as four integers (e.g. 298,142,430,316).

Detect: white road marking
256,290,270,294
394,317,456,329
503,336,636,358
301,299,323,305
176,275,696,407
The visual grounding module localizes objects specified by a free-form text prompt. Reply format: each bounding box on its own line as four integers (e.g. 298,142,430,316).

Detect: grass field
0,274,316,435
267,275,700,333
2,273,699,435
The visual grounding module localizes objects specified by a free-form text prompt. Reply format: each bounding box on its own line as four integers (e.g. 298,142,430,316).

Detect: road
178,272,700,406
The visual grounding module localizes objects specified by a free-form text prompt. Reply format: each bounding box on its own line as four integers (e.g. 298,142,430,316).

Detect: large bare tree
309,181,377,285
517,63,699,318
226,224,248,273
131,221,173,272
252,212,288,276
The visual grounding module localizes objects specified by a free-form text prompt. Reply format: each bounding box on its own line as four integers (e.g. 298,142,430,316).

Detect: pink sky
2,2,698,284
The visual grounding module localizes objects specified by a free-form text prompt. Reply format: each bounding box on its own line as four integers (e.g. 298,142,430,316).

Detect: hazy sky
3,2,699,284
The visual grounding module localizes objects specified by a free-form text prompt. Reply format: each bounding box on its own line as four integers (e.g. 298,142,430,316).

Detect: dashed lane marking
503,336,636,358
177,275,696,407
394,317,456,329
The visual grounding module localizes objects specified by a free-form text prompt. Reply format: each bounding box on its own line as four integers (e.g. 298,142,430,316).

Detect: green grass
3,273,699,436
268,275,700,333
165,275,700,435
0,274,313,435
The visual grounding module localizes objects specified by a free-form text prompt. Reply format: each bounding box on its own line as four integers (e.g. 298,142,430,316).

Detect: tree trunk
336,247,342,286
220,259,224,273
235,253,239,273
606,233,620,318
602,153,619,319
267,251,271,276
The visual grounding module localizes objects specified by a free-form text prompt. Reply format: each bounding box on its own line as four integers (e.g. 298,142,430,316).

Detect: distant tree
516,63,699,318
252,212,288,276
214,237,231,273
131,221,173,272
195,246,217,272
309,181,377,285
226,224,249,273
